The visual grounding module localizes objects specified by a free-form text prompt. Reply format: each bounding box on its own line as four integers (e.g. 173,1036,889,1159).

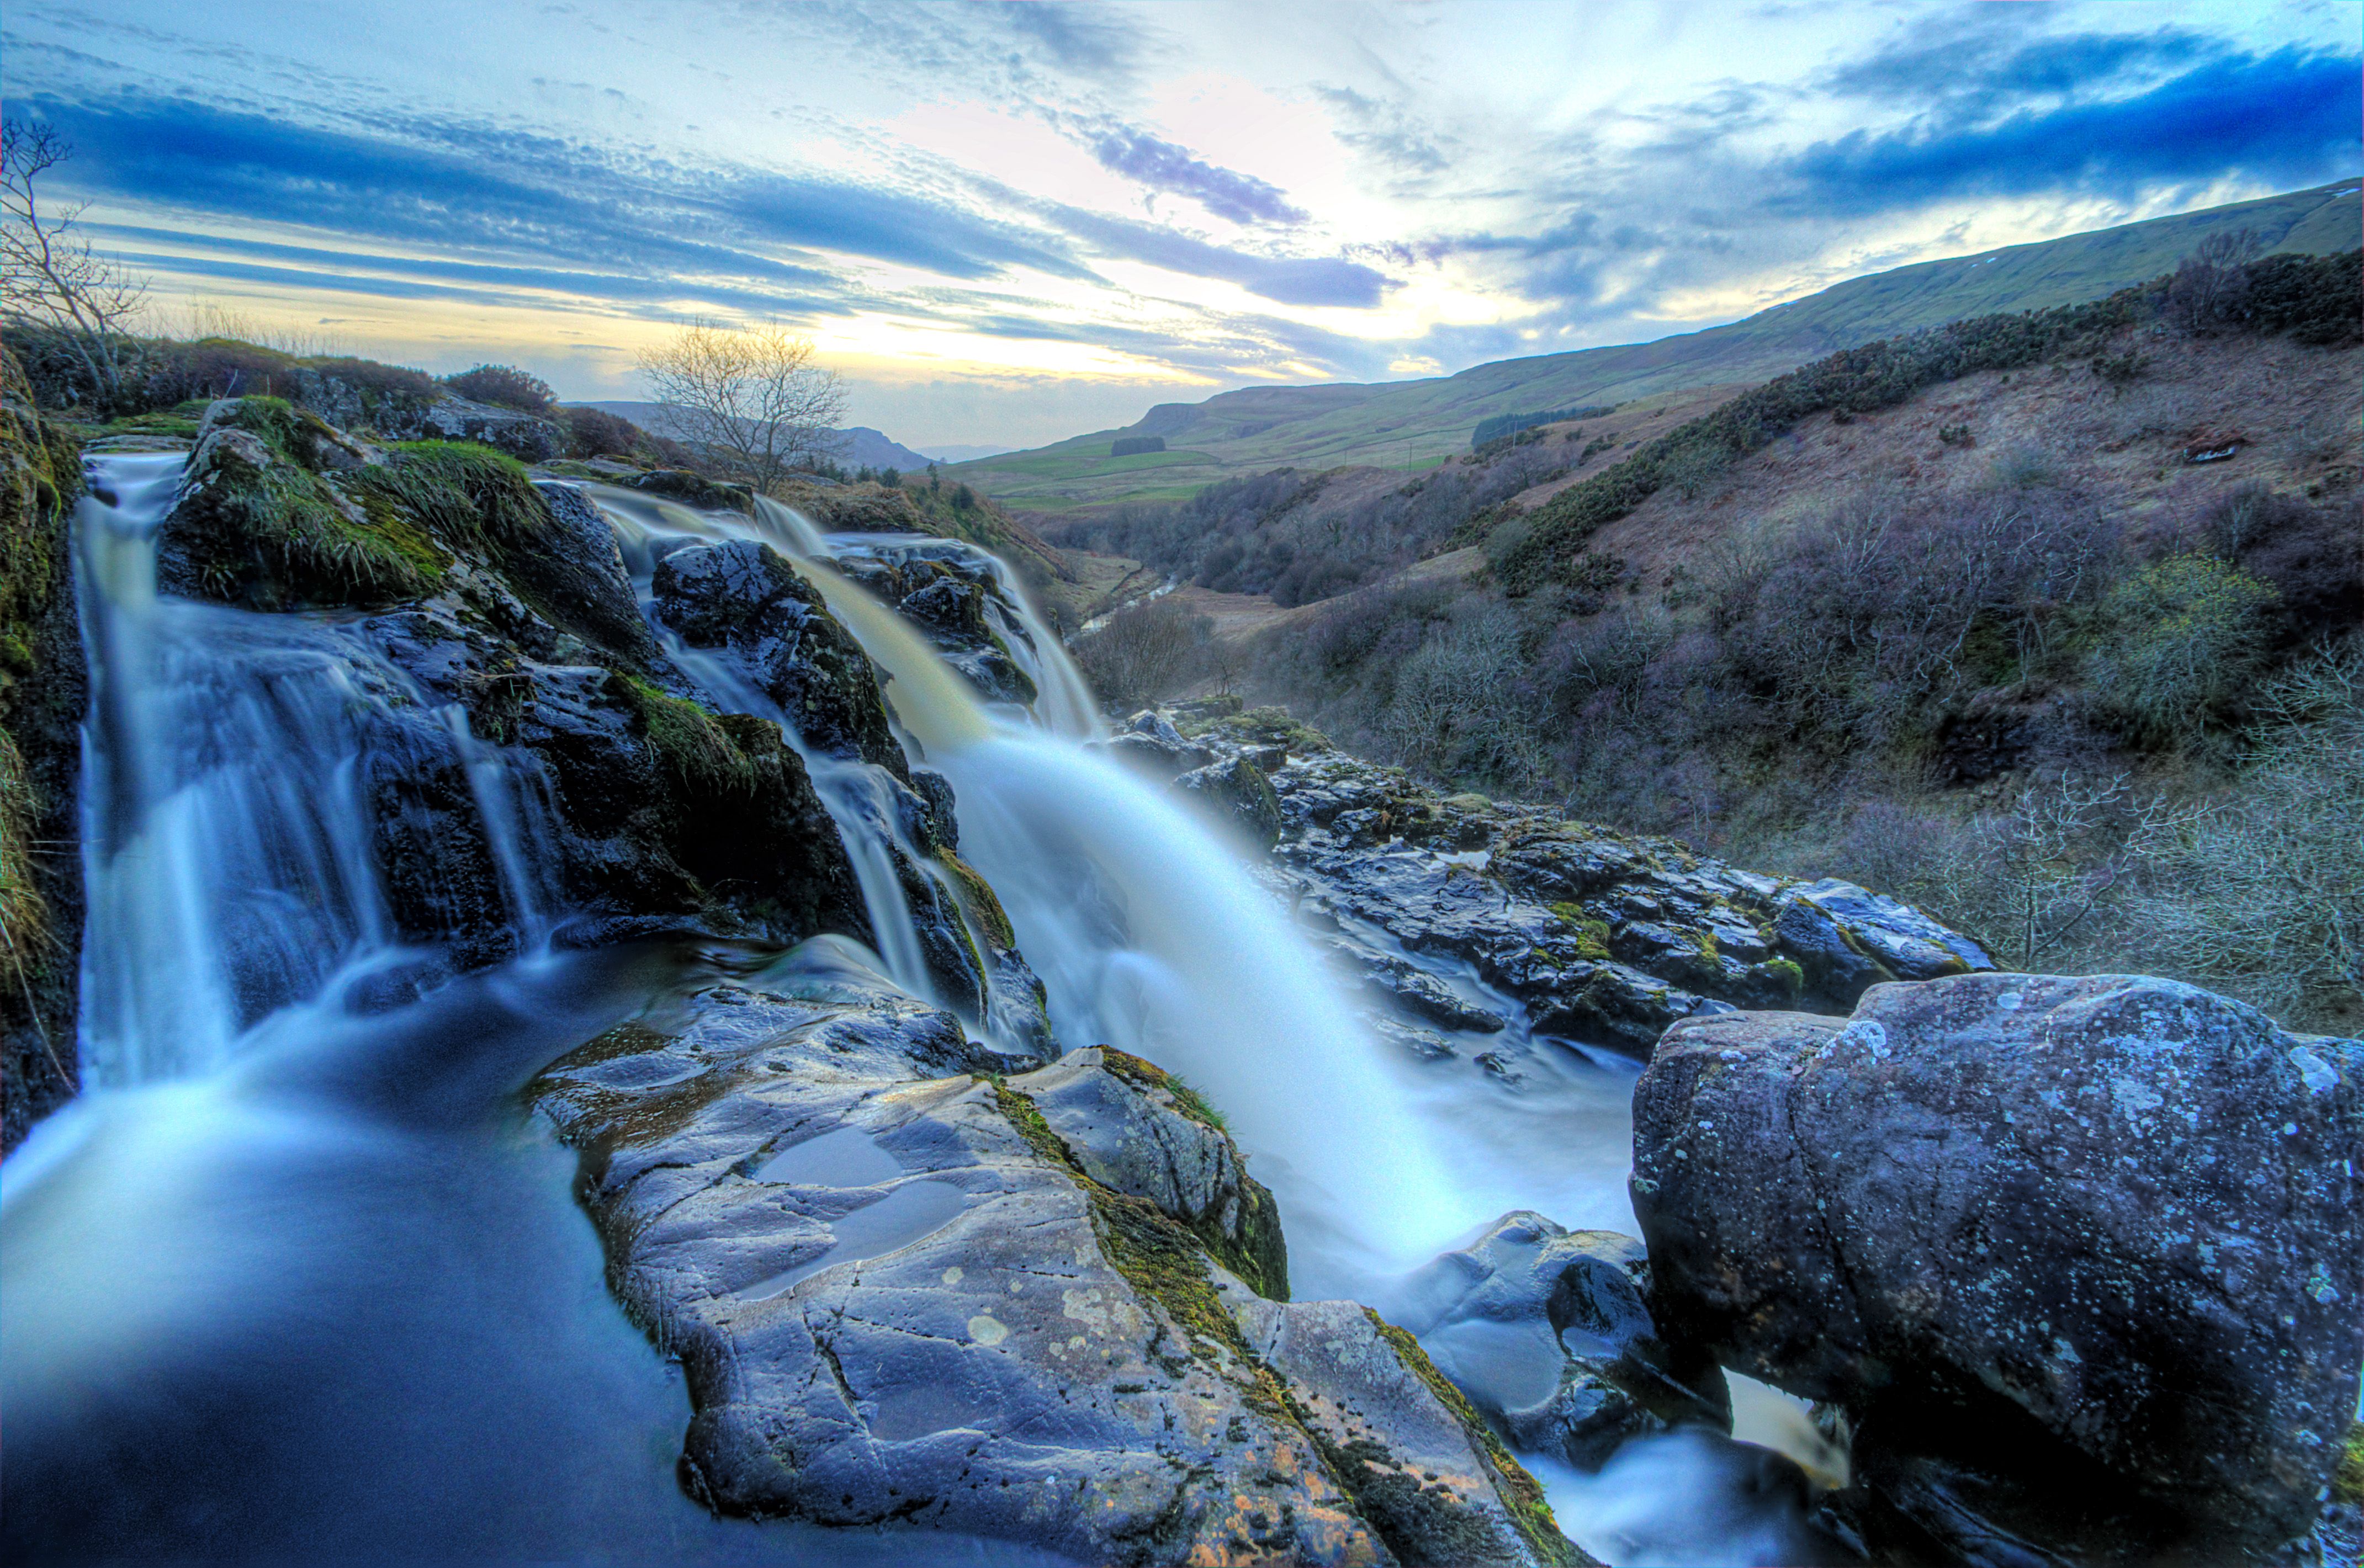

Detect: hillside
1078,255,2362,1034
572,400,932,471
953,179,2360,512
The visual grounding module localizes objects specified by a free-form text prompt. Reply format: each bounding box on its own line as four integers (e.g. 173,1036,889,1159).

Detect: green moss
937,849,1016,950
2336,1421,2363,1508
1548,903,1614,960
351,440,548,557
1761,956,1806,995
179,416,447,605
1364,1313,1577,1566
611,675,758,796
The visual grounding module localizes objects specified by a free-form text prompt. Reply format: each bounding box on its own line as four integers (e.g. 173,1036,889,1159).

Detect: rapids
2,449,1821,1565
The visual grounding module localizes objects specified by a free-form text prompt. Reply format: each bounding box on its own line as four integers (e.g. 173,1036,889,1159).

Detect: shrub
2091,554,2277,741
1074,596,1204,710
300,355,439,408
2128,643,2364,1032
443,363,555,412
1110,435,1167,456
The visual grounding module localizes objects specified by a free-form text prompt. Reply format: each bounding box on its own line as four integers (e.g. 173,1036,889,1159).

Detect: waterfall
571,486,1462,1288
73,452,552,1086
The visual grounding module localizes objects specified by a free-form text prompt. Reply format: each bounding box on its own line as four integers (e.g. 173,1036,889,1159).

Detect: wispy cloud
2,0,2352,443
1071,117,1308,226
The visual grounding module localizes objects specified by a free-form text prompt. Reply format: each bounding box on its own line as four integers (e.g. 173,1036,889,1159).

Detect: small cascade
573,483,967,1011
74,451,556,1086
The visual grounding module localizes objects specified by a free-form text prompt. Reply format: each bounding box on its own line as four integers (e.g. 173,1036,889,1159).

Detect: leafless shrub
2127,643,2364,1030
1074,596,1204,711
2,118,149,407
1379,604,1544,787
636,321,847,493
2164,228,2264,334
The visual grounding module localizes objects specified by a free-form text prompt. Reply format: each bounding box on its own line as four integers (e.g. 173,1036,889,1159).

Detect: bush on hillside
1110,435,1167,456
1488,248,2364,593
443,364,555,412
1073,596,1205,710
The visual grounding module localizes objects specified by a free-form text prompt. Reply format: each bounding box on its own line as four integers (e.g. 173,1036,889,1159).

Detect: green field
953,178,2361,512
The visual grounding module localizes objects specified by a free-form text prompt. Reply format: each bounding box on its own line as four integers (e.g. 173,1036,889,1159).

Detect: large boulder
529,968,1587,1567
1631,972,2364,1561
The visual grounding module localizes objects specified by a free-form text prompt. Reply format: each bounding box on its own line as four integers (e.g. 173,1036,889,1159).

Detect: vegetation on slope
955,179,2361,504
1093,248,2363,1034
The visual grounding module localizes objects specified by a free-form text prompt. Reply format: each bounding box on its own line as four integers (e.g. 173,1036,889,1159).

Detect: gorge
1,377,2354,1566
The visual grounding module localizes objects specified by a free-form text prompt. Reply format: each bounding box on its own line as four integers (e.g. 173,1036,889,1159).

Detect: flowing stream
3,450,1809,1564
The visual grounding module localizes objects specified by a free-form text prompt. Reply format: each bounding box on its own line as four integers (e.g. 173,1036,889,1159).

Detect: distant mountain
952,178,2361,513
914,443,1017,463
571,401,932,471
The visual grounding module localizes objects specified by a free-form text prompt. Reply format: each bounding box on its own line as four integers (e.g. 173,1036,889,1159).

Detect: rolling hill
952,178,2361,513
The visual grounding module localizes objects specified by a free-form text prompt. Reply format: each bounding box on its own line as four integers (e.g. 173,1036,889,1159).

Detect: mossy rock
1549,903,1614,960
629,467,751,515
161,402,449,609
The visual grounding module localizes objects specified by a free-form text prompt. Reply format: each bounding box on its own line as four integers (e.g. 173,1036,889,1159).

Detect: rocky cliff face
0,351,86,1150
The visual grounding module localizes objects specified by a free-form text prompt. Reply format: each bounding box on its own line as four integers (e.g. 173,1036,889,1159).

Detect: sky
4,1,2357,449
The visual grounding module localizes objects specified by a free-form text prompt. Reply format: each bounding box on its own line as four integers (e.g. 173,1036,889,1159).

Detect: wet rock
1393,1213,1727,1473
524,482,660,668
651,538,908,780
1094,710,1213,780
1012,1046,1286,1299
1145,717,1991,1058
908,767,959,852
1174,756,1284,847
1632,972,2364,1561
1342,948,1507,1035
833,540,1041,708
367,601,870,954
627,467,754,515
529,971,1585,1567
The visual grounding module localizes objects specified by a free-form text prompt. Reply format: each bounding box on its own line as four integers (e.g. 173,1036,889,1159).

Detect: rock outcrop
829,537,1042,708
1631,972,2364,1562
1159,705,1995,1065
291,367,568,461
0,350,86,1149
529,959,1588,1567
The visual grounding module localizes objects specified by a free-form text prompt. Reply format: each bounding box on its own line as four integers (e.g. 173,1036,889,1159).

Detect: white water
16,452,1803,1562
74,451,553,1084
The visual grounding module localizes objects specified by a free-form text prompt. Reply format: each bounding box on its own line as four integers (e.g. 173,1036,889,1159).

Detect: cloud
1784,46,2362,213
20,90,1092,302
1053,206,1388,308
1072,118,1308,226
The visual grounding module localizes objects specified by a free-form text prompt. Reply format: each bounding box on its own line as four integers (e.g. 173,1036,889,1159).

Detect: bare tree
635,321,847,493
2,119,148,407
2164,227,2264,334
1074,596,1201,711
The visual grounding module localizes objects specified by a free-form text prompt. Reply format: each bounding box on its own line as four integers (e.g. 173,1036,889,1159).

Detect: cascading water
73,451,549,1084
8,449,1812,1565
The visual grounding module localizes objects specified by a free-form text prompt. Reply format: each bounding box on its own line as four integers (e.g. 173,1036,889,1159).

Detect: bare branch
634,321,848,494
